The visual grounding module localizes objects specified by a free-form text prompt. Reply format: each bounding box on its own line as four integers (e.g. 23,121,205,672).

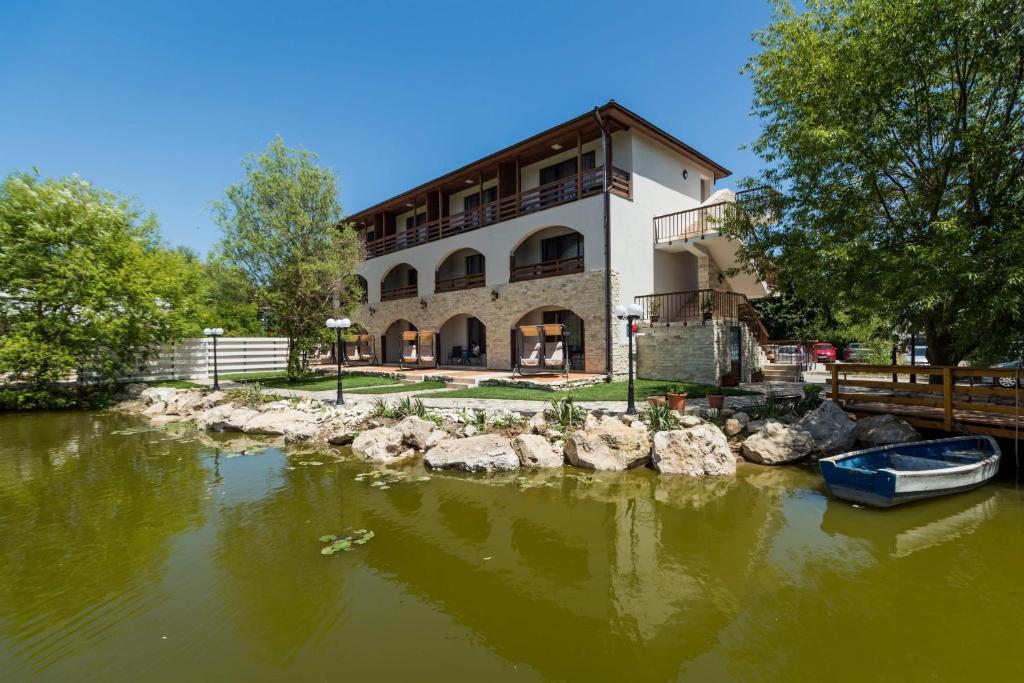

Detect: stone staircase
761,364,802,382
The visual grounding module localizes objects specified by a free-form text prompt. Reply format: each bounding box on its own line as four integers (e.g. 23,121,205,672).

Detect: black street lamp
326,317,352,405
614,303,643,415
203,327,224,390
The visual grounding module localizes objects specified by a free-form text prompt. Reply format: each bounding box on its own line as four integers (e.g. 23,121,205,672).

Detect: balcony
380,284,418,302
363,166,630,259
510,255,584,283
435,272,485,293
653,187,770,244
633,289,769,345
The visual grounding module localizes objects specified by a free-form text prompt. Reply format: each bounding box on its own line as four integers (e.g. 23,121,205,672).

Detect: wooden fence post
830,364,839,403
942,367,953,431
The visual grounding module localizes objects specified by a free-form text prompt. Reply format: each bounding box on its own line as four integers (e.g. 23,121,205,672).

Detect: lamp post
326,317,351,405
203,327,224,390
614,303,643,415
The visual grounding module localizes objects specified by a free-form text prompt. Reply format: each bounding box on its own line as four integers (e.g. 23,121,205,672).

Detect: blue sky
0,0,774,255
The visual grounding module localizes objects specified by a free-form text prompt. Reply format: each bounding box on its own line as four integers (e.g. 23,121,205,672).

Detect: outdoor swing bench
399,330,438,370
342,334,377,366
512,324,569,378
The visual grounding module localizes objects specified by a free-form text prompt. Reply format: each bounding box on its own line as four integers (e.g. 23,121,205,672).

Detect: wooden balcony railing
510,255,584,282
435,272,485,293
653,186,771,243
363,166,630,259
380,284,418,301
633,288,769,345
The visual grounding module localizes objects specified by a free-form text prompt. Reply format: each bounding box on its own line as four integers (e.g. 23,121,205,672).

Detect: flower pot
721,375,739,387
667,392,688,412
751,370,764,383
646,396,666,407
707,394,725,410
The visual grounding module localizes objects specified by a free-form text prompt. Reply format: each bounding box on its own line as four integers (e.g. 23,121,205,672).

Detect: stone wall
355,270,614,375
635,321,760,384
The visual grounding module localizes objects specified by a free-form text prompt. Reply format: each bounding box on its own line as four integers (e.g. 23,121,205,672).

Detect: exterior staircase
762,364,801,382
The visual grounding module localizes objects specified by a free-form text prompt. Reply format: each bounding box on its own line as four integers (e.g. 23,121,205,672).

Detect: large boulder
221,407,260,432
564,416,651,471
139,387,178,405
396,415,446,450
351,427,414,464
142,401,167,416
197,404,235,431
166,391,204,416
855,414,921,448
512,434,564,468
243,409,318,436
797,400,858,456
741,420,815,465
652,424,736,476
424,434,519,473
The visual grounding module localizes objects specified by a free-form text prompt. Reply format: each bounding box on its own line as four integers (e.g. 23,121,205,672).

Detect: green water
1,412,1022,682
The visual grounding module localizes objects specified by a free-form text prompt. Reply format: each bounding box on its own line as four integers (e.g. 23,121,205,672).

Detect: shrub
545,396,586,430
640,402,680,432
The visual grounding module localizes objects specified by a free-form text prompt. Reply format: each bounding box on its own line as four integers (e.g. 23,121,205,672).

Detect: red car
813,342,837,362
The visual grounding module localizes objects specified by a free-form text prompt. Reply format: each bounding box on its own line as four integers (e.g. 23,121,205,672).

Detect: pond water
1,411,1023,682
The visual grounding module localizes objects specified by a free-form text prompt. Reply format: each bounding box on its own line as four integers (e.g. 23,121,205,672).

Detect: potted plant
751,367,764,383
646,395,666,407
666,384,688,412
701,296,715,322
706,387,725,410
721,373,739,387
649,298,662,323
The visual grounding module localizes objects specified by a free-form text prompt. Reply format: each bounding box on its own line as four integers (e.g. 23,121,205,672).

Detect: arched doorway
439,314,486,366
510,226,584,282
435,248,485,293
381,264,418,301
512,306,585,371
383,319,417,364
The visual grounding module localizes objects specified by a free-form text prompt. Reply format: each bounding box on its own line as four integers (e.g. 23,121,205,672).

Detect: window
467,317,486,353
540,233,582,262
406,269,417,287
539,151,595,184
465,253,484,275
700,177,712,202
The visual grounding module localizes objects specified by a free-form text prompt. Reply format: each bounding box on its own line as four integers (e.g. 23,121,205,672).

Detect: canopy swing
399,330,438,370
342,334,377,366
512,324,569,378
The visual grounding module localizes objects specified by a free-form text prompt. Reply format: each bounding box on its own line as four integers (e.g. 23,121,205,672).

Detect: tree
729,0,1024,366
0,172,195,396
213,138,360,380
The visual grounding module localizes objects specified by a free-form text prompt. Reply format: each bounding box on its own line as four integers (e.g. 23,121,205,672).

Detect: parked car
903,345,929,365
985,360,1023,388
774,344,802,364
843,342,872,361
812,342,836,362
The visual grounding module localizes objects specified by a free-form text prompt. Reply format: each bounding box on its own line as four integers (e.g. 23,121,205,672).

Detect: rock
243,409,318,436
797,400,857,456
584,413,599,430
679,415,702,428
723,418,745,437
140,387,178,405
148,414,185,426
223,407,260,432
123,382,148,398
512,434,564,468
720,408,736,418
351,427,414,464
201,391,227,407
143,401,166,416
732,412,750,426
166,391,203,416
396,415,445,450
197,404,234,431
528,412,547,434
855,414,921,447
284,422,319,443
630,420,647,432
324,426,356,445
740,421,815,465
652,424,736,476
463,424,478,437
424,434,519,472
745,420,764,434
564,416,651,471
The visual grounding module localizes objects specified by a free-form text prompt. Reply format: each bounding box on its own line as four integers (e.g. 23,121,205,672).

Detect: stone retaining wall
635,321,759,384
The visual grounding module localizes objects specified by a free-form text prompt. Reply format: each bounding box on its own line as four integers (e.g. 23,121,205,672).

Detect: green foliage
798,384,824,413
370,397,442,424
491,413,527,431
639,403,680,432
0,172,196,389
748,390,796,421
0,386,115,411
225,382,283,407
214,138,360,380
320,529,374,555
544,396,586,431
729,0,1024,365
369,398,397,419
459,408,490,432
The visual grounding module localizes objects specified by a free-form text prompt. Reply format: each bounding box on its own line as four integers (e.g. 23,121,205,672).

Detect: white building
349,101,770,383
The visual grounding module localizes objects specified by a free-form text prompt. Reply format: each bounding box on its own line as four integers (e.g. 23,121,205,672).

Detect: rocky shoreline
116,385,923,476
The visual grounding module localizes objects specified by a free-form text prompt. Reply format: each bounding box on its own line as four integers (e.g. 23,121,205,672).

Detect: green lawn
221,370,291,382
144,379,204,389
348,380,448,395
430,379,754,402
259,374,399,392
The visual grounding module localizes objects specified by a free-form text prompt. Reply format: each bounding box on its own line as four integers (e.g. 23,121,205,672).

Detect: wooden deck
831,365,1024,440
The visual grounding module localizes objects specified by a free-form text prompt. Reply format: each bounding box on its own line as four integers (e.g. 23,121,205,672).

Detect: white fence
124,337,290,381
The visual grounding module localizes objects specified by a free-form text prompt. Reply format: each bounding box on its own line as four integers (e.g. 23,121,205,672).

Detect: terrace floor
312,363,605,388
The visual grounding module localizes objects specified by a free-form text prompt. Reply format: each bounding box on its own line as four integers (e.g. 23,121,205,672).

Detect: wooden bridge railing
830,364,1024,438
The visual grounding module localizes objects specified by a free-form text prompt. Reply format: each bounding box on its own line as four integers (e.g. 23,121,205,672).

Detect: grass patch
221,370,292,382
144,379,204,389
432,379,754,402
349,380,447,395
263,375,399,392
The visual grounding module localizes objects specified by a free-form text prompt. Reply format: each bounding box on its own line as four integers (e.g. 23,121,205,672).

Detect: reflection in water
0,412,1022,681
